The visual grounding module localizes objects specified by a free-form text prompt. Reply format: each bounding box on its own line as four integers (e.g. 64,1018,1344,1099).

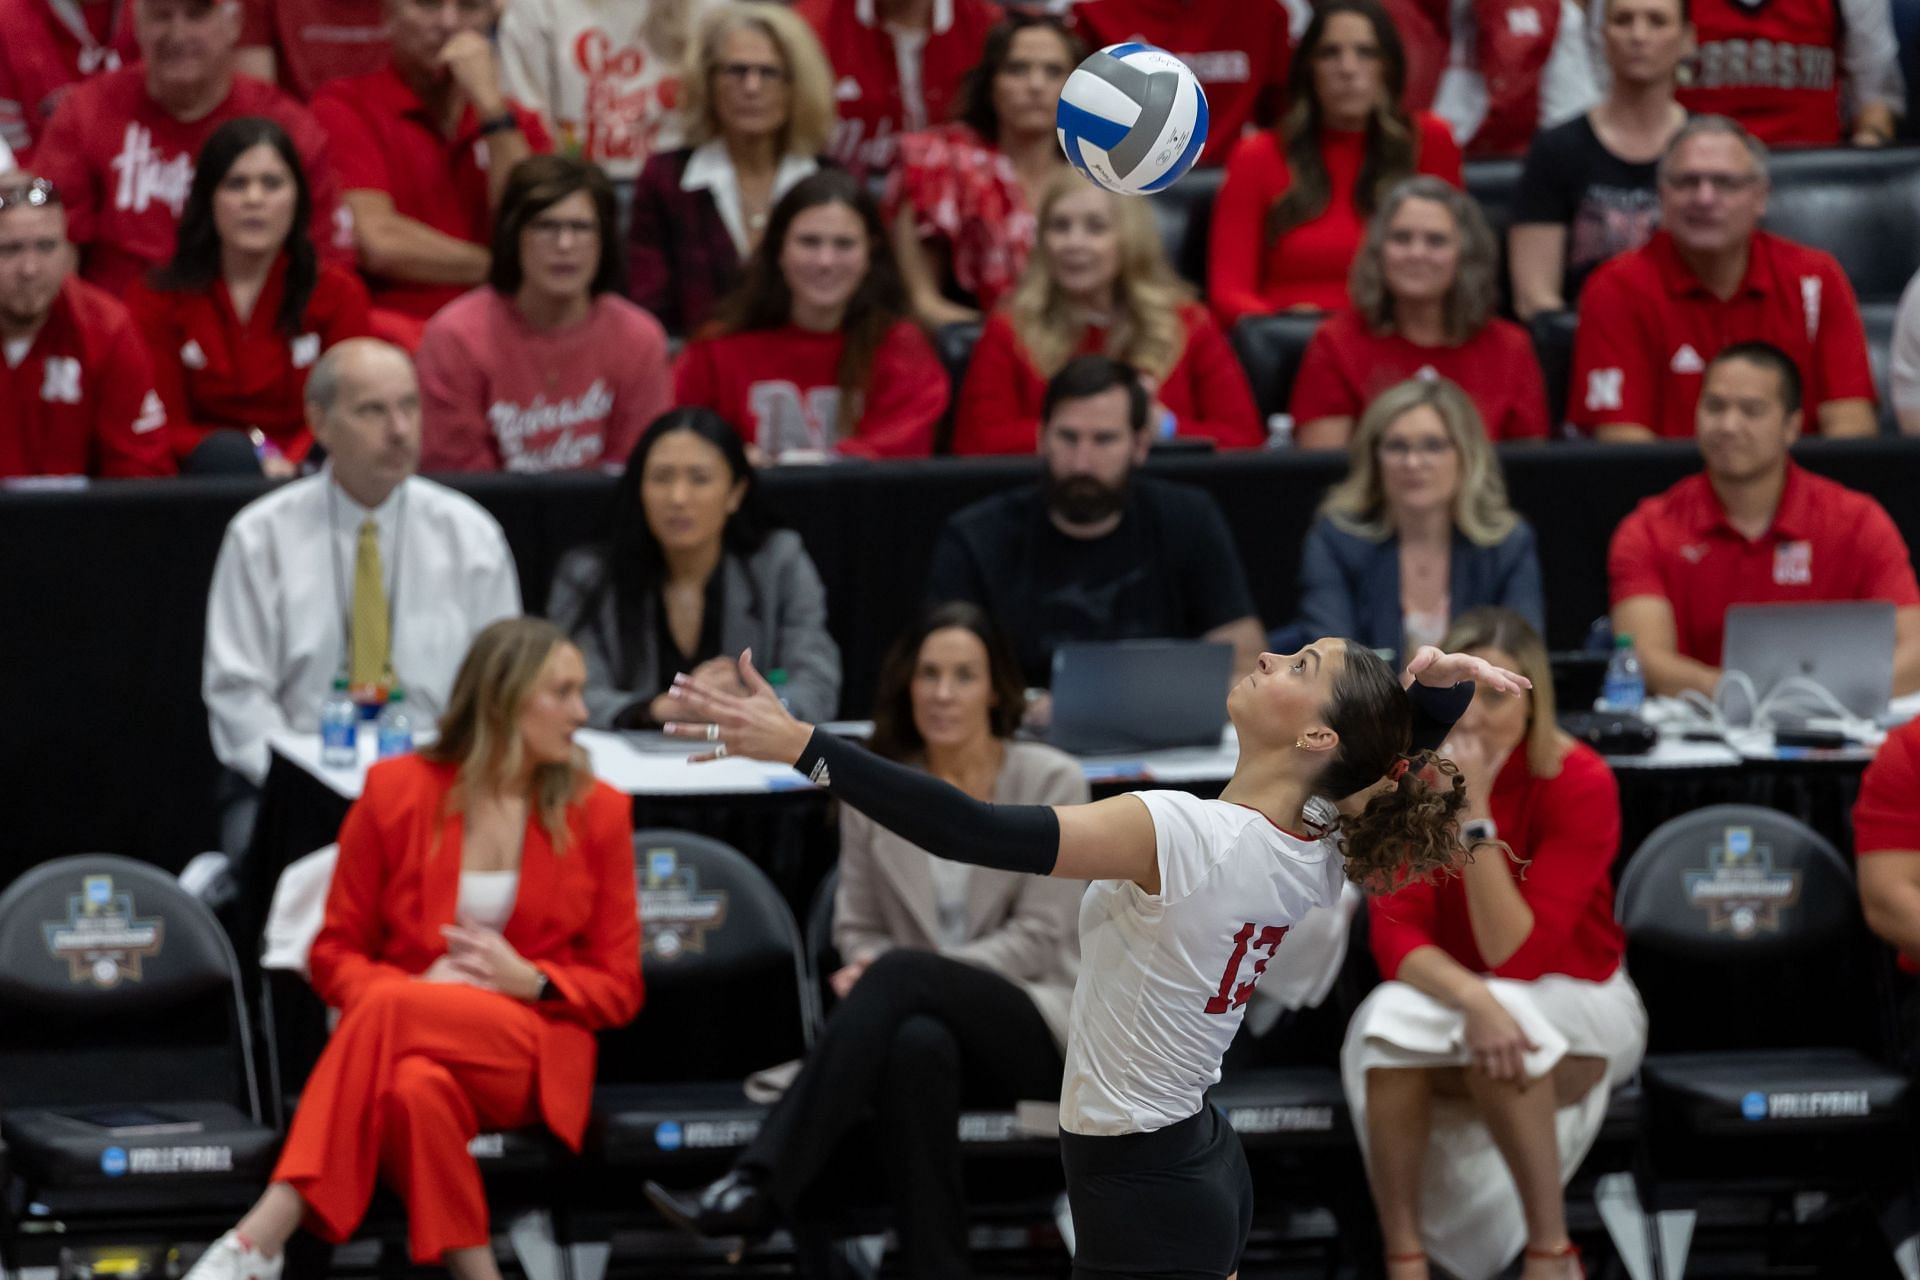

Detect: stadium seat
1529,309,1579,434
1148,164,1224,289
0,856,279,1270
1464,157,1524,243
930,321,983,454
1765,148,1920,305
805,866,841,1021
1863,301,1901,434
1611,806,1913,1278
1229,311,1328,423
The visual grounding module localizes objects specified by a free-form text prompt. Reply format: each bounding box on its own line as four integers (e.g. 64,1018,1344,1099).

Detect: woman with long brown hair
1208,0,1463,323
184,618,642,1280
673,168,947,461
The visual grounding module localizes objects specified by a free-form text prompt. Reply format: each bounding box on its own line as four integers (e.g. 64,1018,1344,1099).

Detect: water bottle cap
332,676,349,691
387,688,406,703
767,668,789,685
1614,634,1634,648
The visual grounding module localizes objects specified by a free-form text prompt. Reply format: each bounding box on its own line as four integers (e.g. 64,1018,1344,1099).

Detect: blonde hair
422,617,593,854
679,1,836,158
1442,606,1566,779
1348,176,1499,344
1318,377,1520,547
1005,169,1192,382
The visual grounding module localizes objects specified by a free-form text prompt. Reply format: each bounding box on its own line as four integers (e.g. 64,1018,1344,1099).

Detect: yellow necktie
351,517,390,689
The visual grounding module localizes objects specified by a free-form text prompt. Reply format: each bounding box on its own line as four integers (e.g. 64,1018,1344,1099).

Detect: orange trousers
272,980,545,1263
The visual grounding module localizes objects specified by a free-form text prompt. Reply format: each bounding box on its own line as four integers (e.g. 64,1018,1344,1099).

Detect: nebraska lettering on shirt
1694,39,1835,90
1176,50,1252,83
487,379,617,471
110,121,194,215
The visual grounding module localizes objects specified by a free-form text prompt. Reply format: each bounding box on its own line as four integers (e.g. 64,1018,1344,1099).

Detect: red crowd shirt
415,287,673,473
673,321,946,459
123,256,372,463
0,0,138,166
311,65,553,320
796,0,1003,178
33,65,349,296
1068,0,1295,165
952,304,1263,454
1569,231,1874,439
1607,463,1920,667
1288,310,1549,441
239,0,390,100
1679,0,1847,145
1370,741,1626,983
1,276,173,479
1854,718,1920,971
1208,118,1464,322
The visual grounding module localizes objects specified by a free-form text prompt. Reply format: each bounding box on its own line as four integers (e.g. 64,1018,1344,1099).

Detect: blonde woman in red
185,617,643,1280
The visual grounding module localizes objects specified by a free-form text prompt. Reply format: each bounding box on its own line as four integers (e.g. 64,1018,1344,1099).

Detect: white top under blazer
1059,789,1347,1137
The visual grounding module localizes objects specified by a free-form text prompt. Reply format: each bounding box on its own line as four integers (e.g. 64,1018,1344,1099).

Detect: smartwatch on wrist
1462,817,1498,847
478,111,520,137
530,968,553,1002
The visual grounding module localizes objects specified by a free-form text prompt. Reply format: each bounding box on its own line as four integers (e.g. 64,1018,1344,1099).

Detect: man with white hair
33,0,347,294
203,337,520,855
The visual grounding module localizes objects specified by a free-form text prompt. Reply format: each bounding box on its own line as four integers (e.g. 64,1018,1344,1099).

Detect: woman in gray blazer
547,408,841,728
645,602,1087,1277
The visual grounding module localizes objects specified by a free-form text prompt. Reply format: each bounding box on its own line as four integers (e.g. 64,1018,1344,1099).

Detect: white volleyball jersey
1058,790,1347,1137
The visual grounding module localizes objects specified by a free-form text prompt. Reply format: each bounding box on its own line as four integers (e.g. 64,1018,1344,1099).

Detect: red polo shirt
1,275,173,479
1569,229,1874,439
124,256,373,463
1288,310,1549,441
797,0,1003,178
0,0,138,165
1069,0,1295,164
1854,719,1920,972
239,0,390,99
32,64,349,295
1607,463,1920,667
311,64,551,320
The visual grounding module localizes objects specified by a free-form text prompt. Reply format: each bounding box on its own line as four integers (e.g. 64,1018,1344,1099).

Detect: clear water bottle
1596,634,1646,714
321,677,358,768
377,688,413,758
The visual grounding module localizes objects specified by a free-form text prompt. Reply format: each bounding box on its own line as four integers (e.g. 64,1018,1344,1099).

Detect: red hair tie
1388,757,1410,782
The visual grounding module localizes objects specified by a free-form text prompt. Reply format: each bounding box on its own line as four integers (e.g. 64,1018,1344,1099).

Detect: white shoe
183,1231,284,1280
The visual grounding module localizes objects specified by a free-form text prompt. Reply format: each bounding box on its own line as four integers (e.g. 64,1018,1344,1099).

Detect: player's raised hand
1402,645,1531,697
663,650,816,766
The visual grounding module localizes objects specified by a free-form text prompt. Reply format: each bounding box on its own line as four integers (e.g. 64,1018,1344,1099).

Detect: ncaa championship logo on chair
41,874,165,988
638,848,729,960
1682,826,1805,938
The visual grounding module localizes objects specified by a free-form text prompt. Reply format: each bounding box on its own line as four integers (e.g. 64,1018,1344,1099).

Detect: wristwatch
530,968,552,1002
477,111,520,137
1462,817,1499,847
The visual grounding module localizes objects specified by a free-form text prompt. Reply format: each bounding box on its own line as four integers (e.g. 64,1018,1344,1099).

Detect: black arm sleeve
1408,681,1474,753
795,730,1063,875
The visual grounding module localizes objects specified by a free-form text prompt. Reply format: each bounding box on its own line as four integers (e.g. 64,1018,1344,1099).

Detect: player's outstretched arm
667,654,1160,887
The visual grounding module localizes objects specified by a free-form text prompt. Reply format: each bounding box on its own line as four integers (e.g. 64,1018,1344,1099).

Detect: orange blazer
310,754,644,1149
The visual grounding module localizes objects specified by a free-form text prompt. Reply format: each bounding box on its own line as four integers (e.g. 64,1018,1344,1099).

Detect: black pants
1059,1105,1253,1280
740,948,1063,1280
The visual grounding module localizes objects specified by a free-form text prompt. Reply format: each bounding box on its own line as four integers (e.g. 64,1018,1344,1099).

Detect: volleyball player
662,638,1524,1279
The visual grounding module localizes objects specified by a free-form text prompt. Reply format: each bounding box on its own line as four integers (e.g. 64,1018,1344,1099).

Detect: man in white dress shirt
204,337,521,855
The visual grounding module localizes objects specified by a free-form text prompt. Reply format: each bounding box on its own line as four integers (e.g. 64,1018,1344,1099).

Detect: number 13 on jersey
1205,921,1290,1015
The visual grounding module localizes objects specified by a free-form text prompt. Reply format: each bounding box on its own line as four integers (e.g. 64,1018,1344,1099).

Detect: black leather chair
1613,806,1913,1278
0,856,279,1270
1228,311,1328,422
1862,300,1901,434
1464,157,1525,243
930,321,983,455
1148,164,1225,289
805,865,841,1022
1529,308,1580,434
1766,148,1920,305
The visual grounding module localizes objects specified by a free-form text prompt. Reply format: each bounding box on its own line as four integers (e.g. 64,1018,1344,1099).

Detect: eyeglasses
715,61,788,85
1378,437,1455,461
0,177,58,211
526,216,599,243
1660,171,1763,195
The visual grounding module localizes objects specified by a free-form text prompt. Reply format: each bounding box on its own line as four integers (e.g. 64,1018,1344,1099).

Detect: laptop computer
1041,640,1234,756
1720,600,1896,723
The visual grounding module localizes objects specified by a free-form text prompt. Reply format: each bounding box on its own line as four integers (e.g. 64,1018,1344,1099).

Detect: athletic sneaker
181,1231,283,1280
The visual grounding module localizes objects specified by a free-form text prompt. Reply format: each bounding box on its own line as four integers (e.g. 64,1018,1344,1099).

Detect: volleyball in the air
1056,43,1210,196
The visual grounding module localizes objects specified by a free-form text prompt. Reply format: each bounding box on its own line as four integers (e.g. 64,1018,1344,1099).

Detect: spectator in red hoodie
0,0,139,167
953,168,1260,454
416,155,671,474
126,116,371,473
675,168,946,461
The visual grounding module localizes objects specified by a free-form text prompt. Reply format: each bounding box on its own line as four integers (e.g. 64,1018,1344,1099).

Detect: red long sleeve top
1208,116,1463,324
1369,740,1626,984
125,256,372,463
951,304,1264,454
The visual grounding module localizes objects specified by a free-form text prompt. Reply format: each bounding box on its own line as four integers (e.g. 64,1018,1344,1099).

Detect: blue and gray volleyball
1055,43,1209,196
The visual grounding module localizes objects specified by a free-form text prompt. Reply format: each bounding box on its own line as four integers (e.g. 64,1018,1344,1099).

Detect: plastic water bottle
377,688,413,758
1596,634,1646,714
321,677,358,767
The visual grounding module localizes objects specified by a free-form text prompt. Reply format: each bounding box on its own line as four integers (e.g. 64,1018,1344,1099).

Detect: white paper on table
575,729,811,795
1606,737,1744,770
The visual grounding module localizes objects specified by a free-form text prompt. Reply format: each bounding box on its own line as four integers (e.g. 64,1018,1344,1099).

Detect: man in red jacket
0,176,174,479
0,0,140,166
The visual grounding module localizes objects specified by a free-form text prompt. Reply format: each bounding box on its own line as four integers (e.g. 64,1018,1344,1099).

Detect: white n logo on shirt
746,381,840,455
1586,367,1624,412
40,356,82,403
133,390,167,434
109,122,194,215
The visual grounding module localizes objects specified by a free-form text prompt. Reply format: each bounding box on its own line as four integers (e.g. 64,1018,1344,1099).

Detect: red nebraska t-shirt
124,256,373,463
673,321,946,459
239,0,391,100
33,65,350,295
1607,463,1920,666
1288,310,1549,440
0,0,138,165
1069,0,1296,165
1,275,173,479
1678,0,1848,145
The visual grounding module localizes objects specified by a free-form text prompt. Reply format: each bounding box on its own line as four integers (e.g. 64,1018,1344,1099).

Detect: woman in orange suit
185,617,644,1280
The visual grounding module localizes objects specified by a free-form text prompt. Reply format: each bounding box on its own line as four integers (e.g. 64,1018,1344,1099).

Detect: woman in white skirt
1344,607,1647,1280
